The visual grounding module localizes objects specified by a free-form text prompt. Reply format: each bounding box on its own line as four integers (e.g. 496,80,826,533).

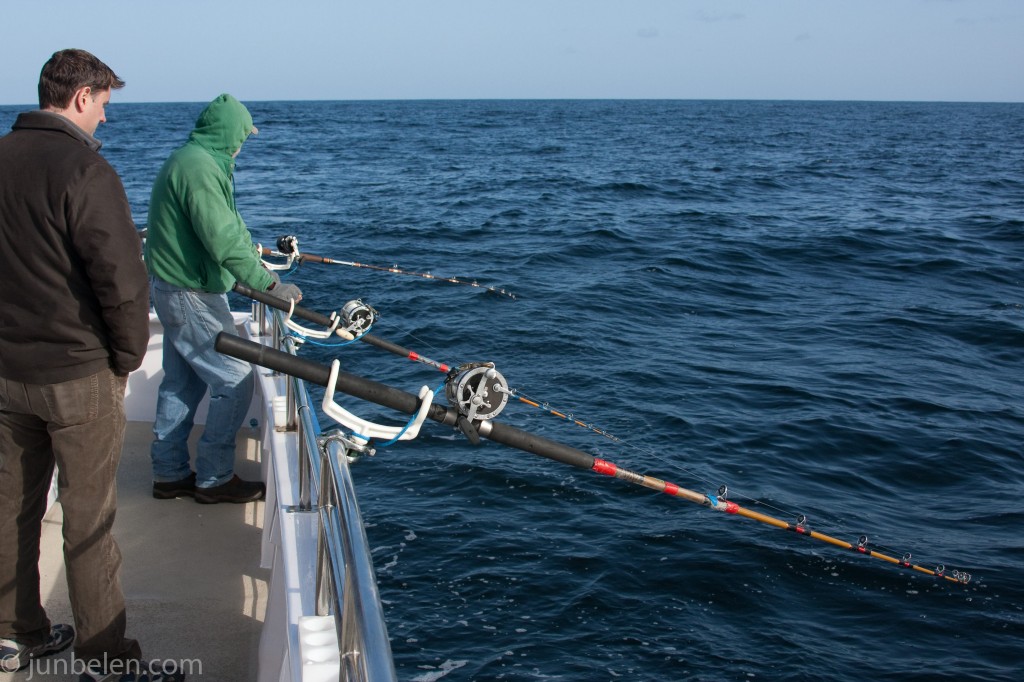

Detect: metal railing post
297,400,312,511
253,299,266,336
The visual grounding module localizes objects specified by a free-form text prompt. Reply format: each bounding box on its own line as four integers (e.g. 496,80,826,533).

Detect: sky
1,0,1021,105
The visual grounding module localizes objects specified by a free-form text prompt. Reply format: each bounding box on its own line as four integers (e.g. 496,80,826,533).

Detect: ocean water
3,99,1022,680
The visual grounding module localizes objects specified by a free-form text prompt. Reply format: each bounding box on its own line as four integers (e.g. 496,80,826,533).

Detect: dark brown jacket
0,111,149,383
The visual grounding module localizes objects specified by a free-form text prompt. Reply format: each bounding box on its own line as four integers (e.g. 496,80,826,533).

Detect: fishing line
286,316,376,349
352,382,447,448
286,332,364,348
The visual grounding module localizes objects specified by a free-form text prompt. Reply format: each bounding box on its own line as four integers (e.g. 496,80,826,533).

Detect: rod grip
233,282,334,327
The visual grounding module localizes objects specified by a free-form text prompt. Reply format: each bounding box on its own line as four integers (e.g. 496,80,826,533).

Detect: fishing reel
276,234,299,255
340,299,377,335
446,364,509,423
281,298,376,342
259,234,301,271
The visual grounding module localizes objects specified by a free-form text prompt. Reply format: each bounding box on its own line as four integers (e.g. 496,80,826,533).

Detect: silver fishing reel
446,364,509,422
340,299,376,335
276,234,299,255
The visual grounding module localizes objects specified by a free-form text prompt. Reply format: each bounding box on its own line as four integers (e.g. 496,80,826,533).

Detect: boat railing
251,301,397,682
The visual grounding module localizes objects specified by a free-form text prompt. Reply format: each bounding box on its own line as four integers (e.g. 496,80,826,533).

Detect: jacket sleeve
69,160,151,375
185,164,274,291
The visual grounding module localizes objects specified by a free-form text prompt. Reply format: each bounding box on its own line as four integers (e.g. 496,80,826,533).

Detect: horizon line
1,96,1022,107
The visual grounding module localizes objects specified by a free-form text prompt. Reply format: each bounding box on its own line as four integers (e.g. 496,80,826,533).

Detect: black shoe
0,623,75,672
152,472,196,499
194,475,265,504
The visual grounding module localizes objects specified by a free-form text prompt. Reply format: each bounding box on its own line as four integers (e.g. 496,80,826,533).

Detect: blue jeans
150,277,253,488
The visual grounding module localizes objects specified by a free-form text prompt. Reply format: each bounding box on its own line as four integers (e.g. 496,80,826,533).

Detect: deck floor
1,421,269,682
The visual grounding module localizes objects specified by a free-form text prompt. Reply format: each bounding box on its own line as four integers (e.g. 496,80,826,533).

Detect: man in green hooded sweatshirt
145,93,300,504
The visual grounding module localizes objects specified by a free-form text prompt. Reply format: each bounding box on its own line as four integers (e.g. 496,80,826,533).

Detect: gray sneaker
0,623,75,672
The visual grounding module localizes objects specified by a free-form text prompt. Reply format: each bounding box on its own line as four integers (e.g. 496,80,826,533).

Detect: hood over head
188,93,257,155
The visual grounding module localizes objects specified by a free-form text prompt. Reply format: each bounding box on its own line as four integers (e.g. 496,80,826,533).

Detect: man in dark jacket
0,49,182,681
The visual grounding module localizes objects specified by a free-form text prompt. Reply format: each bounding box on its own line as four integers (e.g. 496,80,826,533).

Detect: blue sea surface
3,99,1022,680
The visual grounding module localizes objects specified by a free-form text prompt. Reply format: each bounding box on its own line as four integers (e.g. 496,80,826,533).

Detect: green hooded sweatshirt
145,93,273,293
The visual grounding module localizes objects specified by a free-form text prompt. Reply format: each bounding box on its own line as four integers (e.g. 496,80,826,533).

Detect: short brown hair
38,49,125,109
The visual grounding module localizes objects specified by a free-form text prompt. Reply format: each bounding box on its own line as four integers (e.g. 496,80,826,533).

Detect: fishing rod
260,234,517,299
235,285,969,571
214,332,972,585
235,281,508,441
237,284,711,490
243,271,651,447
236,283,629,451
235,282,455,374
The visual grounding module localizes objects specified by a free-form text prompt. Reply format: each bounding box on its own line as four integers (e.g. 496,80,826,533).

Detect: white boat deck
0,421,269,682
